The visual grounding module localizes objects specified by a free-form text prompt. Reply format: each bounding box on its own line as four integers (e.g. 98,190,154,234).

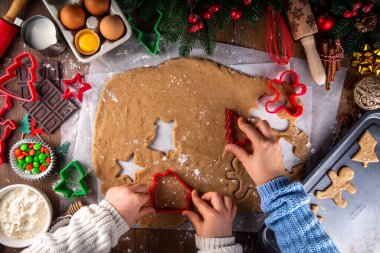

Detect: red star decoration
62,73,92,102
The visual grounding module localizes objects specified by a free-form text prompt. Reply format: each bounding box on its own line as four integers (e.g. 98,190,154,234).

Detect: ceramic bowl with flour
0,184,53,248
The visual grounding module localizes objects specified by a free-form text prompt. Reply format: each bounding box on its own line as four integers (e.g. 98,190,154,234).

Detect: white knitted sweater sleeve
195,235,243,253
22,200,130,253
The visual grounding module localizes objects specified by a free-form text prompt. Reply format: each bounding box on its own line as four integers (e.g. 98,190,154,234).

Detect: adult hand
183,190,237,238
105,184,155,226
225,117,285,186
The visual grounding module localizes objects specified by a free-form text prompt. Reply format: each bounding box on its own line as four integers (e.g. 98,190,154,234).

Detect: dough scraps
351,130,379,168
315,167,356,208
310,204,323,222
93,58,309,228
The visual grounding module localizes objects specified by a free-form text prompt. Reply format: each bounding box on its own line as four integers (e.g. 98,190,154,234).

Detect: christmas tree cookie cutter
128,9,163,55
0,52,38,102
265,70,307,117
225,109,250,147
53,161,89,200
148,169,192,213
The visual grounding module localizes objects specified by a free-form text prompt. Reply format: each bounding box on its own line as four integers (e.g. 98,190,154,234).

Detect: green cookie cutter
53,161,89,200
128,9,163,55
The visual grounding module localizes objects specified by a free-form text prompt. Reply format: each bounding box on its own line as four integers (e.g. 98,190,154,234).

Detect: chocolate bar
17,62,60,88
22,79,78,134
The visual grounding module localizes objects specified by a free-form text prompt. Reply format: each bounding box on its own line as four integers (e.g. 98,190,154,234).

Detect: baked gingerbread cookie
315,167,356,208
351,130,379,168
93,58,309,227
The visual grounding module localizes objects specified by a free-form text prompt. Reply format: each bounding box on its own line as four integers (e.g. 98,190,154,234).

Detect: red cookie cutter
148,169,192,213
62,73,92,102
0,52,38,102
0,119,18,164
0,94,12,117
225,109,249,147
265,70,307,117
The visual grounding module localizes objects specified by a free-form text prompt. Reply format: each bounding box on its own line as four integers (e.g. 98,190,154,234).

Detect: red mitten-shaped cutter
265,70,307,117
62,73,92,102
225,109,249,147
0,52,38,102
148,169,192,213
0,94,12,117
0,119,18,164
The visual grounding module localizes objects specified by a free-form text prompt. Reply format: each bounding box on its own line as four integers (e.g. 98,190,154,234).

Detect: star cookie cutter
265,70,307,117
62,73,92,102
128,9,163,55
53,161,89,200
0,52,38,102
0,119,18,164
148,169,192,213
225,109,249,147
0,94,12,117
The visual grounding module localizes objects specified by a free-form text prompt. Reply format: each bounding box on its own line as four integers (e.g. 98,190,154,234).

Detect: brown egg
99,15,125,41
60,4,86,30
84,0,110,16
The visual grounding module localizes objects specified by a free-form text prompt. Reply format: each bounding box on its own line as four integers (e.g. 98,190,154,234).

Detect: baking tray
42,0,132,63
260,109,380,252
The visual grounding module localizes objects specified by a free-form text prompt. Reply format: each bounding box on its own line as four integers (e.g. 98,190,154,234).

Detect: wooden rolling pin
286,0,326,85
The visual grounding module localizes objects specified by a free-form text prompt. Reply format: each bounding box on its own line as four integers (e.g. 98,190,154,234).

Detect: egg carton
42,0,132,63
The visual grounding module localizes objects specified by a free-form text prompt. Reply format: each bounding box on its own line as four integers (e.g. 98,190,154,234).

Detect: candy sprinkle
15,142,51,175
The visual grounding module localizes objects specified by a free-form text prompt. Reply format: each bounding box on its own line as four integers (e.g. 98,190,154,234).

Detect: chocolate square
22,79,78,134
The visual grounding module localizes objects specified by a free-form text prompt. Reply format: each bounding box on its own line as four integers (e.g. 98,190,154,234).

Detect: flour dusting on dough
178,154,189,166
105,89,118,103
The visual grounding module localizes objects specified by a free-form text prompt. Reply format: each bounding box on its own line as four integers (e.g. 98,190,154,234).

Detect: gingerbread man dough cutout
315,167,357,208
351,130,379,168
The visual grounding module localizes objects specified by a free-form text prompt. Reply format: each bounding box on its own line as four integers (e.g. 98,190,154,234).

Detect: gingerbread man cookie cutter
265,70,307,117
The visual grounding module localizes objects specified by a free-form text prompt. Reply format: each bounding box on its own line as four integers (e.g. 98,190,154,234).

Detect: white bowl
0,184,53,248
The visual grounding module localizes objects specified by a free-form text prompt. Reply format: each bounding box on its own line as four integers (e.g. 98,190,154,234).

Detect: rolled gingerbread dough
93,58,309,228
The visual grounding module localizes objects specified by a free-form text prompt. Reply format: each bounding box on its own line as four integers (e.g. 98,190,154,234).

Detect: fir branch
179,30,197,57
343,30,366,53
214,8,232,30
200,21,216,55
330,18,354,39
139,0,157,21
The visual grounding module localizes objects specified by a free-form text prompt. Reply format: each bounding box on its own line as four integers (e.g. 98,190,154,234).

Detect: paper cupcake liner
9,138,56,181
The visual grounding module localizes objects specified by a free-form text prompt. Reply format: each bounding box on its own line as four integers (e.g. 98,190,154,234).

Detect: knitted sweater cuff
99,200,130,238
257,176,290,201
195,235,235,249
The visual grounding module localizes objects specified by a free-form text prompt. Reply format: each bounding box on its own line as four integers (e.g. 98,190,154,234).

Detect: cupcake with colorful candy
10,139,55,180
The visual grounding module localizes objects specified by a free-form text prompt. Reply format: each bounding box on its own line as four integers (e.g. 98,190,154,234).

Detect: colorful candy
15,142,51,174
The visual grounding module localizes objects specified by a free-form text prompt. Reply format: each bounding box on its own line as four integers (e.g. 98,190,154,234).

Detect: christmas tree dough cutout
315,167,356,208
351,130,379,168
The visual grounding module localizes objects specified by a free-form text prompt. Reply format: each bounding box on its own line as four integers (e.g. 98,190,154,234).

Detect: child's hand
225,117,285,187
105,184,155,226
182,190,237,238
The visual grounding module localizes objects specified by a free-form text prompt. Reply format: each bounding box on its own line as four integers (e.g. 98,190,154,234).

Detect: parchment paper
61,37,347,231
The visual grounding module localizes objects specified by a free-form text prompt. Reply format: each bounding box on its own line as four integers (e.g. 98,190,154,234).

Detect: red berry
210,4,220,13
188,13,199,24
203,10,212,20
351,10,358,16
243,0,252,5
231,9,242,20
353,2,362,10
189,25,198,32
343,10,352,18
362,5,372,13
196,21,204,30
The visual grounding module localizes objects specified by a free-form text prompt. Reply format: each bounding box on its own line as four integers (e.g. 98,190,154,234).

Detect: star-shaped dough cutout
352,130,379,168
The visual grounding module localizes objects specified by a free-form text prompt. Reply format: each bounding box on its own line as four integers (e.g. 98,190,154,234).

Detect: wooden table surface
0,1,358,252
